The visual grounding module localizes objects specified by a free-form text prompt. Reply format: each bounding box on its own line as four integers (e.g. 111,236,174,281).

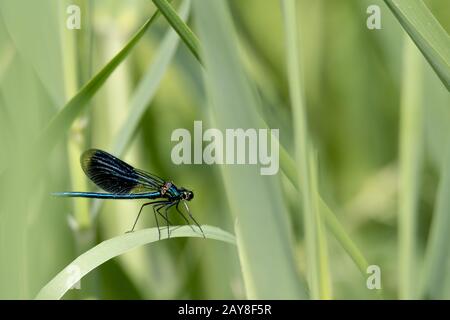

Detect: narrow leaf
398,36,424,299
384,0,450,90
35,225,235,300
282,0,320,298
152,0,201,62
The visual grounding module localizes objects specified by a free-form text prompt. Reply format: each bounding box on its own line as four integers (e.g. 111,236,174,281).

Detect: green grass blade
398,36,424,300
152,0,201,62
309,151,332,299
318,200,369,275
34,10,161,157
282,0,320,298
194,0,307,299
383,0,450,91
420,143,450,299
280,143,370,276
35,225,235,300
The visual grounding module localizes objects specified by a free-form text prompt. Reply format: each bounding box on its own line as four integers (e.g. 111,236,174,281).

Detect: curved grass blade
383,0,450,91
35,225,235,300
152,0,201,63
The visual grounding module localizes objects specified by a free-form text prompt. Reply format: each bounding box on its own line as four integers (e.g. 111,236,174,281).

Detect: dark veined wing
80,149,165,194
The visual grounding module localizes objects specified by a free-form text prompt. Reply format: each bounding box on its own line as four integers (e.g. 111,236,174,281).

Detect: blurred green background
0,0,449,299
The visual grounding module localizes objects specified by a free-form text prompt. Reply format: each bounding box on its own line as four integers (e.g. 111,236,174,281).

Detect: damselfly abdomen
53,149,204,239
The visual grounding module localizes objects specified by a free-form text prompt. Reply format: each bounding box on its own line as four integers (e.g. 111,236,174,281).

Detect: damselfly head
181,189,194,201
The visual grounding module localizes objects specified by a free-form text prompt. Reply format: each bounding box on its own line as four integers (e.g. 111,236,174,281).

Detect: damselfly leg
176,201,205,238
153,201,171,240
155,202,171,239
128,200,166,233
174,202,196,233
162,202,177,238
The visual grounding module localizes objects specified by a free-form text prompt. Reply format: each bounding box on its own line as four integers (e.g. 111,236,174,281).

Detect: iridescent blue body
53,191,162,199
53,149,203,238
